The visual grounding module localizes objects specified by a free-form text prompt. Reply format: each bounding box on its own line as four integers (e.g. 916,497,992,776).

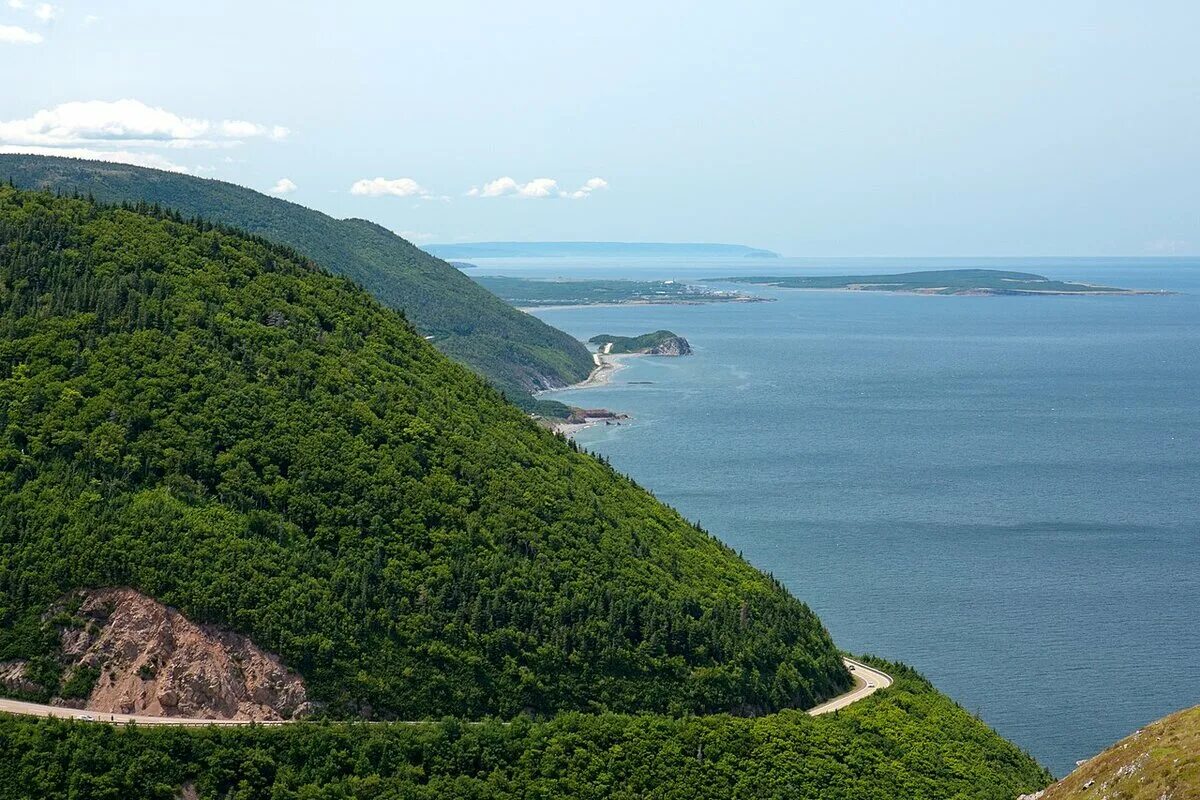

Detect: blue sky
2,1,1198,255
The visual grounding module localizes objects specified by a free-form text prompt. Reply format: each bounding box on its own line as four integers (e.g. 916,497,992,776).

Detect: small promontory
589,330,693,355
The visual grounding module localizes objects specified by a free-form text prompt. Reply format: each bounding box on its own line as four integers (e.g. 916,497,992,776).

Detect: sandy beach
537,347,638,395
537,347,641,435
572,351,634,389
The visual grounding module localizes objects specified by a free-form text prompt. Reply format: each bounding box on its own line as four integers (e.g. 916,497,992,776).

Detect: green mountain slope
0,664,1051,800
0,186,850,718
0,154,595,416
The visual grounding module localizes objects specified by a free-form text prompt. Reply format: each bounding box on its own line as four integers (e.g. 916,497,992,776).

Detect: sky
2,0,1199,256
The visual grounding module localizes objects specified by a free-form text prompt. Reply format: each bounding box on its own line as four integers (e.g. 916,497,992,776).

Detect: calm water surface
484,257,1199,777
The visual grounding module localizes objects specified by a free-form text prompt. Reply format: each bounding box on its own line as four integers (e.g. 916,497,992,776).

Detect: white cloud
32,2,55,21
0,24,42,43
349,176,428,197
0,145,191,173
221,120,289,140
0,100,288,149
467,175,609,200
268,177,298,195
516,177,559,198
398,230,435,243
562,176,609,199
468,176,558,198
83,14,99,25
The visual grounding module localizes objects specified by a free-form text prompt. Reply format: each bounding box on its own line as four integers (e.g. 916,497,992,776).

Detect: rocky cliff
4,588,311,720
644,335,693,355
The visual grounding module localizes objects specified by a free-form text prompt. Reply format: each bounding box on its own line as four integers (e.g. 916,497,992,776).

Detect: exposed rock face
564,407,629,425
0,660,38,696
645,335,692,356
52,588,310,720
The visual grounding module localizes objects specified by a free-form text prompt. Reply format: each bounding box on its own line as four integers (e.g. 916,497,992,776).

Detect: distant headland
720,268,1171,296
426,241,780,259
589,330,693,356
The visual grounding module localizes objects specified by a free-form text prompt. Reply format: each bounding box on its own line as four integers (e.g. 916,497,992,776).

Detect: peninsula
719,268,1167,296
473,276,766,307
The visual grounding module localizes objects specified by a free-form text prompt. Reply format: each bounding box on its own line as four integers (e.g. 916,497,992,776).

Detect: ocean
475,256,1200,777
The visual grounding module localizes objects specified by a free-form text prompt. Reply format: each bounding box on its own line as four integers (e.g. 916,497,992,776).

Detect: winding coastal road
808,658,894,716
0,658,891,726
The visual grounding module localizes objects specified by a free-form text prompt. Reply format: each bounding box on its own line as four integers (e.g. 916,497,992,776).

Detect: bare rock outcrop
0,659,39,696
645,335,692,356
52,588,310,721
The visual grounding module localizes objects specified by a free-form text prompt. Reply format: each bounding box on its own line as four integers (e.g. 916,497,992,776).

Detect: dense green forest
0,154,595,417
0,664,1050,800
0,186,850,718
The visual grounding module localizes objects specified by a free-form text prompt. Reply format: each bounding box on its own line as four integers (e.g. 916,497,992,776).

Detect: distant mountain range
425,241,780,259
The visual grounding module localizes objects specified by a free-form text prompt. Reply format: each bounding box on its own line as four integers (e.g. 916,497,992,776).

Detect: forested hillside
0,664,1051,800
0,154,595,416
0,186,850,718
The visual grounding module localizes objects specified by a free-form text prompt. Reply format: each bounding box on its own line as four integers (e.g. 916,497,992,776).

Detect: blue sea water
482,257,1199,777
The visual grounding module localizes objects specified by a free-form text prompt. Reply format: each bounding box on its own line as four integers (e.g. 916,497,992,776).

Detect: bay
481,257,1199,777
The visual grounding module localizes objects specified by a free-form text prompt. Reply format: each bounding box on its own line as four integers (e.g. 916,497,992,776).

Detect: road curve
0,657,891,725
807,658,893,716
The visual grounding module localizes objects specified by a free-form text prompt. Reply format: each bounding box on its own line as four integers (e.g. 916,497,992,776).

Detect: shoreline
722,285,1173,297
538,351,639,395
539,350,642,435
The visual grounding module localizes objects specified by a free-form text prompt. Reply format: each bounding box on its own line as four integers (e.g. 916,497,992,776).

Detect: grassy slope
1039,705,1200,800
0,155,594,416
0,187,849,718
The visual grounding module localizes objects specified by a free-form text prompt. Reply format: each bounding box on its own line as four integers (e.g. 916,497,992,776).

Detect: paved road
807,658,894,716
0,657,891,725
0,697,287,726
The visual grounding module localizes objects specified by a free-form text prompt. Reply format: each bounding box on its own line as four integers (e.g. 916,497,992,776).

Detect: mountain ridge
0,154,595,417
